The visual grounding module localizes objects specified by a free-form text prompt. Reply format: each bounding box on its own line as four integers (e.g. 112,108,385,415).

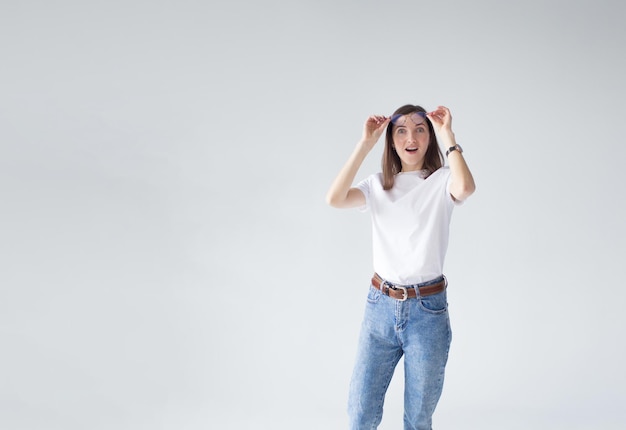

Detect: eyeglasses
390,112,427,126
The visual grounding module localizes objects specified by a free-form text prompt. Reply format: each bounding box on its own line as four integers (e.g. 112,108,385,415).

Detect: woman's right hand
361,115,390,148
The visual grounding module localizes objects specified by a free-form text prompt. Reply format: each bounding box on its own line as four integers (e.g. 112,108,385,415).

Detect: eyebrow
395,123,425,129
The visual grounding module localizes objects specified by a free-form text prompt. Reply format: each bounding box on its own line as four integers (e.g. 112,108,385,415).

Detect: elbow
452,180,476,202
464,180,476,197
325,192,340,208
326,191,350,208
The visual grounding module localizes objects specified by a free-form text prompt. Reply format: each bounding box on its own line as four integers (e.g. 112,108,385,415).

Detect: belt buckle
391,285,408,301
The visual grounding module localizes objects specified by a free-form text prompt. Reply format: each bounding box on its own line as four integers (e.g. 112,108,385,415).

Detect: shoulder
427,166,451,182
433,166,451,177
369,172,384,183
357,172,383,189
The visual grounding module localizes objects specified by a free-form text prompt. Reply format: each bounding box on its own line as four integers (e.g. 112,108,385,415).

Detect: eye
396,128,406,134
417,127,426,133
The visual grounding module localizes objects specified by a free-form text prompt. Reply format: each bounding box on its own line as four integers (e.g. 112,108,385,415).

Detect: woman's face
391,113,431,172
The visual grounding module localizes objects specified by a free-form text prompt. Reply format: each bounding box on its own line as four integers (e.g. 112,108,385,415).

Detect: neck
401,163,424,172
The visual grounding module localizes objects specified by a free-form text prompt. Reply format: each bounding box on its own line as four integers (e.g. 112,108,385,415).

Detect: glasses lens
391,112,427,126
408,112,426,125
391,114,406,125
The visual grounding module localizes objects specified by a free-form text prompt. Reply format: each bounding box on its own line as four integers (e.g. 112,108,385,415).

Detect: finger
366,116,382,128
374,116,390,127
426,112,442,122
435,106,451,118
368,115,384,123
430,107,445,116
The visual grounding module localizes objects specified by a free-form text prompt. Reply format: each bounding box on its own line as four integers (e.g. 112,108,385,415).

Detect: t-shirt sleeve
355,176,371,212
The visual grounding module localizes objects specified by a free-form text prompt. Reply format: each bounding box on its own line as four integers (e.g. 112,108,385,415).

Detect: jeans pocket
418,291,448,314
366,285,381,304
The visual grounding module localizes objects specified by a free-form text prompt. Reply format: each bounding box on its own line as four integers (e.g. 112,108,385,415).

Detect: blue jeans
348,276,452,430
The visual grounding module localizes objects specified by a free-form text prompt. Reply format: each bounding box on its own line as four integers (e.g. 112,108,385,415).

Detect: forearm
325,140,373,208
439,130,476,201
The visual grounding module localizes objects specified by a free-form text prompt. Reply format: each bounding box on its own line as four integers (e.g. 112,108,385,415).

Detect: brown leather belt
371,273,446,301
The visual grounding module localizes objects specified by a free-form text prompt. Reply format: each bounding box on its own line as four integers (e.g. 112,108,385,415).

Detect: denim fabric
348,277,452,430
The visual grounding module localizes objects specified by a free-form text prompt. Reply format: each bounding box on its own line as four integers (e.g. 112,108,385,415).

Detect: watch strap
446,145,461,157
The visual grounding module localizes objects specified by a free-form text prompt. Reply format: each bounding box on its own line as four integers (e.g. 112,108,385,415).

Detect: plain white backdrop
1,0,625,429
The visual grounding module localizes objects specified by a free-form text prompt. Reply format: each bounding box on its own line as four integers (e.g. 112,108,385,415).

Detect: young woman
326,104,475,430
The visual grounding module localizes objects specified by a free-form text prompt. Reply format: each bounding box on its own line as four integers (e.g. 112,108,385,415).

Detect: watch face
456,144,463,153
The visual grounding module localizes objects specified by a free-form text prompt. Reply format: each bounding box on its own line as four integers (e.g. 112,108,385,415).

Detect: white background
1,0,625,429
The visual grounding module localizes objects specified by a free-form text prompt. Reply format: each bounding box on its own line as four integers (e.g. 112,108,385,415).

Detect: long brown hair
382,104,444,190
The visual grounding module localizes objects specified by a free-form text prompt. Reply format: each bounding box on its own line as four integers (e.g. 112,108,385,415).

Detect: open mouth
406,147,418,152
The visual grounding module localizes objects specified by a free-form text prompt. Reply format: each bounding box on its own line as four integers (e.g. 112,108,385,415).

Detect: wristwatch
445,144,463,157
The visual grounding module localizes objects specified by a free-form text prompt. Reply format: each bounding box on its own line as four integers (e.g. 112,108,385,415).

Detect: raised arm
427,106,476,202
326,115,390,208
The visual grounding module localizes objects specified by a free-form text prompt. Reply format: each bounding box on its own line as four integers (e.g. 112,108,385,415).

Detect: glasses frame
390,112,428,126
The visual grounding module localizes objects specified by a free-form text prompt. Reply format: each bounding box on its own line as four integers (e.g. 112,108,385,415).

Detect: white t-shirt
356,167,459,285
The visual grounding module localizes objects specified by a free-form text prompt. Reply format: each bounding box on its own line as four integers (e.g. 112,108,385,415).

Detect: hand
426,106,453,135
361,115,391,145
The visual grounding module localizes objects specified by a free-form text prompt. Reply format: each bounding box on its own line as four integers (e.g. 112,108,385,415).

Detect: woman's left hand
426,106,453,134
